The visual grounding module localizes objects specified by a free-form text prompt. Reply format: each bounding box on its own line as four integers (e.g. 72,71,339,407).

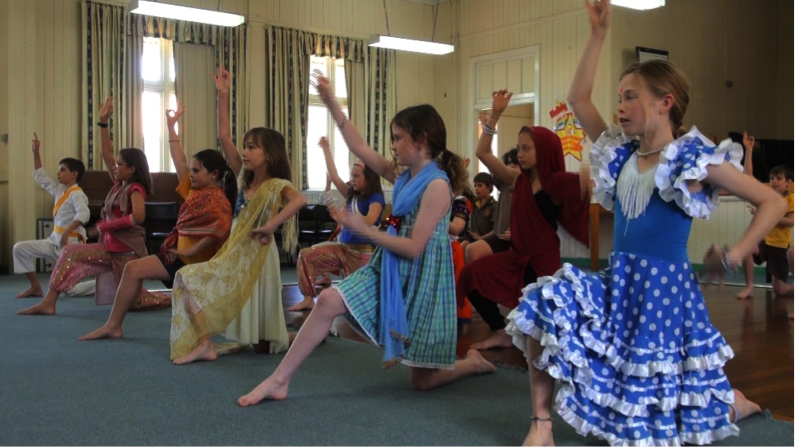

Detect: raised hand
310,70,335,105
585,0,612,33
99,97,114,123
31,132,40,153
743,131,755,151
328,203,347,225
319,136,331,153
491,90,513,118
167,103,186,129
212,66,231,94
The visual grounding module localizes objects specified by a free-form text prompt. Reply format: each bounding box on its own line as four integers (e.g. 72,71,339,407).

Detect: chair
143,202,179,254
313,204,337,243
297,205,319,248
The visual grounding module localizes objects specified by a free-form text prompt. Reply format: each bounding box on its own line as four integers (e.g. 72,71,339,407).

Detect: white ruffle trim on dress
589,126,743,220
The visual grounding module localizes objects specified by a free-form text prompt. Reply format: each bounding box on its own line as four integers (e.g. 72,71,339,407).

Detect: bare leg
79,255,170,341
408,349,496,391
17,272,43,298
238,287,347,407
736,255,755,299
729,389,762,421
17,289,59,315
287,296,316,312
772,277,794,297
471,328,515,350
522,336,556,447
464,239,494,264
788,247,793,271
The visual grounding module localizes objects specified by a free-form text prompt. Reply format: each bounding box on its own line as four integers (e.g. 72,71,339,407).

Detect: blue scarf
379,161,449,368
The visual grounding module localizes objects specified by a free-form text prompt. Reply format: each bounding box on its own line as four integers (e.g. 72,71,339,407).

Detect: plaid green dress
334,200,457,370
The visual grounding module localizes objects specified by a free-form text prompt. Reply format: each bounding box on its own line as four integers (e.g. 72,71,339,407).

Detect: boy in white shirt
13,133,92,298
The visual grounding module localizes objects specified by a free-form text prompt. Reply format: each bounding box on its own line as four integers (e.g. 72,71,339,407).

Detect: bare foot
173,339,218,365
736,287,754,299
288,297,315,312
17,301,56,315
471,330,514,350
466,349,497,374
16,286,43,298
316,274,331,286
237,376,289,407
730,389,762,422
78,325,123,341
522,419,555,446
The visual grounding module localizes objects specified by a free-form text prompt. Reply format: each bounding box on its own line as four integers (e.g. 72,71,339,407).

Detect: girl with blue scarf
238,72,496,407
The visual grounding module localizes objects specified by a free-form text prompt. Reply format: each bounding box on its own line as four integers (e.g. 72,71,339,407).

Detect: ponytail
192,149,238,209
437,150,473,201
220,166,238,209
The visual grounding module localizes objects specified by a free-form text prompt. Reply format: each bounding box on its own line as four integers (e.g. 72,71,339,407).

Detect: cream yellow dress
170,178,297,360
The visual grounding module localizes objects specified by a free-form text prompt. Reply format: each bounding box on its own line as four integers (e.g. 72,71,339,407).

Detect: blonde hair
620,59,691,133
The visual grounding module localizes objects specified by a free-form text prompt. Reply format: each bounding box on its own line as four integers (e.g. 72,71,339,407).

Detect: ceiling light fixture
368,35,454,55
129,0,245,27
611,0,665,11
368,0,453,55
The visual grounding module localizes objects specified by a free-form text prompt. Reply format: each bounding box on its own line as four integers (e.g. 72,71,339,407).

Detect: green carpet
0,274,792,446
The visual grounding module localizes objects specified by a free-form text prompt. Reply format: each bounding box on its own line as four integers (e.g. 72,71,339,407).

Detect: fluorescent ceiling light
130,0,245,27
368,35,454,55
612,0,665,10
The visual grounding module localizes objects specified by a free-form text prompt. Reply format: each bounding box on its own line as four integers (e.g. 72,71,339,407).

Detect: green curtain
265,26,397,189
81,1,142,170
263,26,310,189
173,42,217,157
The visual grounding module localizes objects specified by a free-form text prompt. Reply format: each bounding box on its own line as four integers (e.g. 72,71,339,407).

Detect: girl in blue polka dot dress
505,1,789,446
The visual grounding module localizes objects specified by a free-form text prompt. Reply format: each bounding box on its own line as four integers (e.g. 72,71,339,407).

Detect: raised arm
477,90,520,186
742,132,754,177
313,71,395,184
31,132,43,171
166,104,190,182
213,66,242,176
340,179,450,259
567,0,612,142
98,97,117,181
320,136,350,196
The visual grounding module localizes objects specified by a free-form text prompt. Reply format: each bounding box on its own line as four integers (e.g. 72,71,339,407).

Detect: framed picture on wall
636,47,669,62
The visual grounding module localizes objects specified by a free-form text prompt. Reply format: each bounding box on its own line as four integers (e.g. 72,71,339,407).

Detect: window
141,37,177,173
306,56,349,190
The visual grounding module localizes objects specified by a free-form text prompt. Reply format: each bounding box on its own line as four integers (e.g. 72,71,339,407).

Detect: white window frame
142,37,176,173
307,56,349,191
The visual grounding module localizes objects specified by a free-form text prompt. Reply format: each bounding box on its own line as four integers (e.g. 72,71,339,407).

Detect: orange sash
53,185,82,217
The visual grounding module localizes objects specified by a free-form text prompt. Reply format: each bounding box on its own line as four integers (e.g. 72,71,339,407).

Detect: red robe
456,126,589,309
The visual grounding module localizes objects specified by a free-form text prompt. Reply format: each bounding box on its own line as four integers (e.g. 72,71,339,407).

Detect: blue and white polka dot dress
506,127,744,446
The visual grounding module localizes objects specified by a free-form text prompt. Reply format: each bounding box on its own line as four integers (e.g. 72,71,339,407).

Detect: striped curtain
81,1,143,169
264,25,397,189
